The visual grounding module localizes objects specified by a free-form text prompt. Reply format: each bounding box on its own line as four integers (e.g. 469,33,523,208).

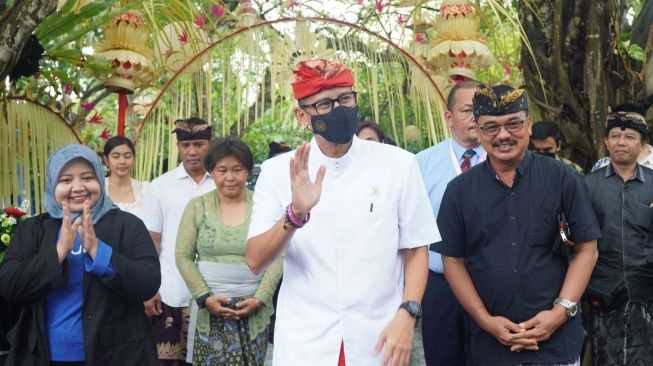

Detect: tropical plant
0,200,30,261
5,0,651,174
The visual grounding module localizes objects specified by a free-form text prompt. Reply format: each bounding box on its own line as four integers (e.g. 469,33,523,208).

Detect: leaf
36,1,120,45
52,4,141,50
47,48,83,61
59,0,77,14
627,43,646,61
82,60,115,76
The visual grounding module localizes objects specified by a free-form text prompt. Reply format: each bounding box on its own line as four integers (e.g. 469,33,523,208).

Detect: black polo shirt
435,152,601,365
584,164,653,303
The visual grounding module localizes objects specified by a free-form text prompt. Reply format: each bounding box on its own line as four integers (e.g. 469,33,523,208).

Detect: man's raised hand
289,142,326,218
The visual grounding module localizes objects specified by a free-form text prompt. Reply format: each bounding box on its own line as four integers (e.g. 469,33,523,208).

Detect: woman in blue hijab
0,144,160,366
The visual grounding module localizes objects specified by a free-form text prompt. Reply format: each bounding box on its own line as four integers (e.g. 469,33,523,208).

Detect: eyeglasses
476,120,527,136
300,92,358,115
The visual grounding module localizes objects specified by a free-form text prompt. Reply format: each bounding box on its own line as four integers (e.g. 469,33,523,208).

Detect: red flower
99,128,111,140
81,102,95,111
4,208,26,218
415,32,425,43
502,63,512,75
193,15,206,28
211,5,224,18
397,15,407,25
375,0,383,12
178,31,188,44
64,83,72,94
88,113,102,124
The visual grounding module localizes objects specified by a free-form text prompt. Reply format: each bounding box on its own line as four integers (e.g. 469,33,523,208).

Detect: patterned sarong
589,301,653,365
150,303,190,361
191,297,268,366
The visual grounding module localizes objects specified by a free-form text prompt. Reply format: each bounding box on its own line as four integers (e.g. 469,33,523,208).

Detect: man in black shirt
583,111,653,365
434,85,601,365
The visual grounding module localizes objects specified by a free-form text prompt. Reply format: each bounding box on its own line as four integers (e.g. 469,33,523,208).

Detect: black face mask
535,151,556,159
310,105,360,145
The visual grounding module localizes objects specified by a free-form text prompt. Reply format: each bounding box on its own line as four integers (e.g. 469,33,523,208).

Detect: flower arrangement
1,200,30,261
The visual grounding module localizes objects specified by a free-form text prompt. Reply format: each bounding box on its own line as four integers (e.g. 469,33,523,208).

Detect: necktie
460,149,475,172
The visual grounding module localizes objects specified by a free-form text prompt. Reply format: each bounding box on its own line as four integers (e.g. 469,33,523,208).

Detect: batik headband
606,112,649,140
473,84,529,117
171,119,213,141
291,59,354,100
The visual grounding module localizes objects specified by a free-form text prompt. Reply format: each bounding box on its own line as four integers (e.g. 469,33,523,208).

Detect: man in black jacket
583,111,653,365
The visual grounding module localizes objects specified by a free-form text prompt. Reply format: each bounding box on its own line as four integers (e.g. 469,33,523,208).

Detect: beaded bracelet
283,203,310,230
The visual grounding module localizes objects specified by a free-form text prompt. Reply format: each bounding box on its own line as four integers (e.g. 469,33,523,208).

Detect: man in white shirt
416,80,483,366
143,118,216,365
246,59,439,366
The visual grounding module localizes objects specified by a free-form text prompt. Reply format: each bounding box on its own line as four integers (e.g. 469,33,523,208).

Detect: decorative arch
133,17,448,180
0,98,82,214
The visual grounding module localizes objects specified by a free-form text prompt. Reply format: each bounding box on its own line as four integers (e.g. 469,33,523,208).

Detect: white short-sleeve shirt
105,178,150,221
248,136,440,366
143,165,215,307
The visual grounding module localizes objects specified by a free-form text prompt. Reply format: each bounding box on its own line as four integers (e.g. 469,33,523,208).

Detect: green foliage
626,43,646,62
630,0,645,15
242,114,312,164
621,36,645,62
36,1,119,45
619,33,646,62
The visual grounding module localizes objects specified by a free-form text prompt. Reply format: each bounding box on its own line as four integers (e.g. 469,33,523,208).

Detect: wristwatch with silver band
553,297,578,318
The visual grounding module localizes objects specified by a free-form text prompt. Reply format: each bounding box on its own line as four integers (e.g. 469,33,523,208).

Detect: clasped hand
205,295,262,320
483,308,567,353
56,201,99,263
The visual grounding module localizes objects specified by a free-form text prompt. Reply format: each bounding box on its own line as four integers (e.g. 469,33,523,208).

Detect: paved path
264,319,427,365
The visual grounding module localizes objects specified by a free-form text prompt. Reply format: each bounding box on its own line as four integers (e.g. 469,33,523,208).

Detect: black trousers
421,271,471,366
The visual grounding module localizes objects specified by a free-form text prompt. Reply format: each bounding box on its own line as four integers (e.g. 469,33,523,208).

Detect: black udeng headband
605,112,649,140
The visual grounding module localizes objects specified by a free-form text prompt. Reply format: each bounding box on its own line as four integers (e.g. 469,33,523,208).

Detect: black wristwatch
197,293,212,309
398,301,422,320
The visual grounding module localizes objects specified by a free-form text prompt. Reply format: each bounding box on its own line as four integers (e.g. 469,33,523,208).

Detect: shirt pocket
634,202,653,231
346,200,398,248
528,208,557,247
357,200,397,227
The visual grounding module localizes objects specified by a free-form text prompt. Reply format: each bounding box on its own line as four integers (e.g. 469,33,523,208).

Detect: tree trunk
520,0,640,171
0,0,57,81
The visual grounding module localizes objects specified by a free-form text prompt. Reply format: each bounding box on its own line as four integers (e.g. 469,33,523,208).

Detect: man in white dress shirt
143,117,216,365
246,59,439,366
416,80,483,366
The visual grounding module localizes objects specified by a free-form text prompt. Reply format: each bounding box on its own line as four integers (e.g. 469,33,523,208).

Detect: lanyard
448,139,486,176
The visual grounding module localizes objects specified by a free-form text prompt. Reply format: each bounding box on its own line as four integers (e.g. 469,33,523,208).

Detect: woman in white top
102,136,149,219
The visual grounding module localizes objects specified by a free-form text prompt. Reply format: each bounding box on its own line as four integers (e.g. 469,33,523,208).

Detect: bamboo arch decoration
133,17,449,181
1,98,82,214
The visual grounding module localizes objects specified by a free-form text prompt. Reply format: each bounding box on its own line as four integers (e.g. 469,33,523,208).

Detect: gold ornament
427,0,495,81
95,11,156,93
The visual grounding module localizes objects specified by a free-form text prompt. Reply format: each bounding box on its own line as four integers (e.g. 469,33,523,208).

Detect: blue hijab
43,144,116,224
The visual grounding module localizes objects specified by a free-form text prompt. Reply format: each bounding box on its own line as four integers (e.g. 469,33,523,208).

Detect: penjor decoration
427,0,495,83
95,10,156,136
238,0,259,27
